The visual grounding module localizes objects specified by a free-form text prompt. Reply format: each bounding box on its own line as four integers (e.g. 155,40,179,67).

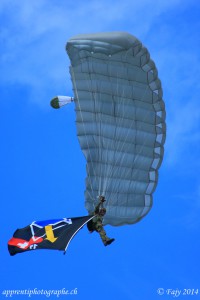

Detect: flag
8,216,94,256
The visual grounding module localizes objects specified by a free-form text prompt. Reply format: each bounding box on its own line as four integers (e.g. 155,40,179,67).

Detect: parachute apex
66,32,143,60
67,31,138,51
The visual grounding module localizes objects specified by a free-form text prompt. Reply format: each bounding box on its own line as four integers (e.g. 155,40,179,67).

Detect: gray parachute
66,32,166,226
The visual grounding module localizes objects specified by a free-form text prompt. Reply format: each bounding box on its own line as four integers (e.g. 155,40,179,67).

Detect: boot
104,238,115,246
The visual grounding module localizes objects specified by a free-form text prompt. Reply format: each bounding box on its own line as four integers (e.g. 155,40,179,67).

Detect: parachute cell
66,32,166,226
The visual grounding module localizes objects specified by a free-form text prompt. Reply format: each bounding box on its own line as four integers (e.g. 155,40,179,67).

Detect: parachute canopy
65,32,166,226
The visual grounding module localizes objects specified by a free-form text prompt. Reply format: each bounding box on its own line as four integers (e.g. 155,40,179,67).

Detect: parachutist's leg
96,224,108,244
95,222,114,246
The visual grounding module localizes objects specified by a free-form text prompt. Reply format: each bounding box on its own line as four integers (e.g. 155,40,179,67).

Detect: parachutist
87,200,115,246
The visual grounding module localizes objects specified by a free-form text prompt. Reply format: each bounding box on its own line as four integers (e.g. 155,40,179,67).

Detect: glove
100,196,106,202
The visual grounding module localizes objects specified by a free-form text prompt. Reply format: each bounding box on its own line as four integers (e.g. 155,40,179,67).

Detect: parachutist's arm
94,202,102,214
94,197,106,214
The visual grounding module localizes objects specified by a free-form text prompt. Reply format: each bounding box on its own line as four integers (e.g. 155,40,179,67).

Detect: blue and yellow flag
8,216,94,256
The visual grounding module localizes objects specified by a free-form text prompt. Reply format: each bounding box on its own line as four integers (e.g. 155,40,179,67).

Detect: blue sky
1,1,200,299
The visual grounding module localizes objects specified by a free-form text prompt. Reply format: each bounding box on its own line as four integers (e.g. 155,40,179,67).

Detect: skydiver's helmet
99,208,106,216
